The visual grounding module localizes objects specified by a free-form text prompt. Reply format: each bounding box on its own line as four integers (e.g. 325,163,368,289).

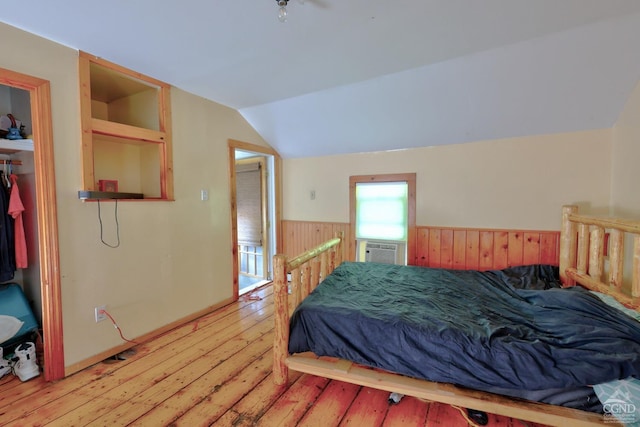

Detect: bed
272,205,640,426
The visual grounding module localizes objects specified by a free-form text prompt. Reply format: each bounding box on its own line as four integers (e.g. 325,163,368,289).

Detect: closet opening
0,68,63,381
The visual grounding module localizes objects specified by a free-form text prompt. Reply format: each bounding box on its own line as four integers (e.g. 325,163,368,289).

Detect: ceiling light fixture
277,0,289,23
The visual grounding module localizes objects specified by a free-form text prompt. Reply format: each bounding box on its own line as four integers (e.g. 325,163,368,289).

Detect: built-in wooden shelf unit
78,51,174,200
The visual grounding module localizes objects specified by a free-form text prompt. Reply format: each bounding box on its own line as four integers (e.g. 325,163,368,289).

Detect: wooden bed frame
272,205,640,427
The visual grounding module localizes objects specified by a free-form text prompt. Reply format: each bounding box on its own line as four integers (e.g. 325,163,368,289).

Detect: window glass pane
356,182,407,241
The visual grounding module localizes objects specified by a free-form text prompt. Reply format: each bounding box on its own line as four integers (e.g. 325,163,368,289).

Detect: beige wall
611,78,640,289
1,23,270,368
283,129,612,230
612,79,640,217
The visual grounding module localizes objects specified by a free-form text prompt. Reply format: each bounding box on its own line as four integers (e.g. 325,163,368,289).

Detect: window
355,182,408,241
349,173,416,264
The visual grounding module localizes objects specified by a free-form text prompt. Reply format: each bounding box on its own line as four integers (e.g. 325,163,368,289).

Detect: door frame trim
0,67,64,380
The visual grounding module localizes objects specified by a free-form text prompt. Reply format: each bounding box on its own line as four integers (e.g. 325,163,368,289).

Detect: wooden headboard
560,205,640,308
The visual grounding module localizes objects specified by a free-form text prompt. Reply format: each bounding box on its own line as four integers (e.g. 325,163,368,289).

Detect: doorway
235,155,269,293
228,140,280,298
0,68,63,380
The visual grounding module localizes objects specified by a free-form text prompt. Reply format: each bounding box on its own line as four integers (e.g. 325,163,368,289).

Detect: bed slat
609,229,624,291
577,223,589,275
588,226,604,281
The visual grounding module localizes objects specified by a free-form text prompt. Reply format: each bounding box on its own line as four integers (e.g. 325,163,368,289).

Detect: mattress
0,283,39,352
289,262,640,410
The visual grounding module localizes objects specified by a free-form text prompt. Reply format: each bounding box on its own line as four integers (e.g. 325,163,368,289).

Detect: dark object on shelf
98,179,118,192
77,190,144,200
467,409,489,425
6,128,22,140
5,114,23,140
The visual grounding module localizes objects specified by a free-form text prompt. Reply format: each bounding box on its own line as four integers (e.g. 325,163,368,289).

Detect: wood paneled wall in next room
281,220,560,270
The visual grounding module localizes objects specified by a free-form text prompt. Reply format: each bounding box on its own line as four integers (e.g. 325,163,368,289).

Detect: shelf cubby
78,52,173,200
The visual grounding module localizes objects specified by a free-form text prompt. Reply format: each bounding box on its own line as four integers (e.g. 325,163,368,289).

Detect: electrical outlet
95,305,107,323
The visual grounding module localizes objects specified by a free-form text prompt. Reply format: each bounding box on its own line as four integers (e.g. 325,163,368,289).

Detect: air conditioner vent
365,242,399,264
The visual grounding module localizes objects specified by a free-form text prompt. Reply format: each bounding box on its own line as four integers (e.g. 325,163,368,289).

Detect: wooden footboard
273,232,343,385
272,207,640,426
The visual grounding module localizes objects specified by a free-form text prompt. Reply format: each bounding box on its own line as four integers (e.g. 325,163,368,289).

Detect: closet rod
0,159,22,166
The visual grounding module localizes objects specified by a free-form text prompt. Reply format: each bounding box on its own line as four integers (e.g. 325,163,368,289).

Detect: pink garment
8,174,27,269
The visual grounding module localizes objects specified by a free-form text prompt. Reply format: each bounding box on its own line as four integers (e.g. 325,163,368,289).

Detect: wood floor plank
210,371,303,427
486,410,514,427
426,402,472,426
382,395,429,426
0,286,273,422
127,336,273,425
170,349,273,426
0,374,47,409
27,311,272,427
2,291,273,425
254,374,331,427
0,355,132,421
80,322,274,425
338,387,389,426
297,380,361,426
0,367,107,424
38,395,156,427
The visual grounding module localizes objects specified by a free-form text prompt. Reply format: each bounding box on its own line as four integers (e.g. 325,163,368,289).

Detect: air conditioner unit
356,240,405,265
356,239,406,265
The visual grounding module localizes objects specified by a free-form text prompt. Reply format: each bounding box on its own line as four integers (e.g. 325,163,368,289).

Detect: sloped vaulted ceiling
1,0,640,158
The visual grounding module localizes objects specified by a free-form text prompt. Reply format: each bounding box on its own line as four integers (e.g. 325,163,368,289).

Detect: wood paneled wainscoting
282,220,560,269
281,220,351,261
415,227,560,269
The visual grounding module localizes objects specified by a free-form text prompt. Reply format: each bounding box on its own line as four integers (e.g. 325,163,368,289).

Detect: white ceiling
2,0,640,158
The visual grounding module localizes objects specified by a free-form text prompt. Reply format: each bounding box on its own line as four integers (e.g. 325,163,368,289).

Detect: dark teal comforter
289,262,640,393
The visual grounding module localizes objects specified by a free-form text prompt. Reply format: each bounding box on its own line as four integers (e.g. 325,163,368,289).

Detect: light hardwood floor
0,285,548,426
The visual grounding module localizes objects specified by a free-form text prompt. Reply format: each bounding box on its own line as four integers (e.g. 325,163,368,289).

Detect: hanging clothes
8,174,27,269
0,171,15,281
